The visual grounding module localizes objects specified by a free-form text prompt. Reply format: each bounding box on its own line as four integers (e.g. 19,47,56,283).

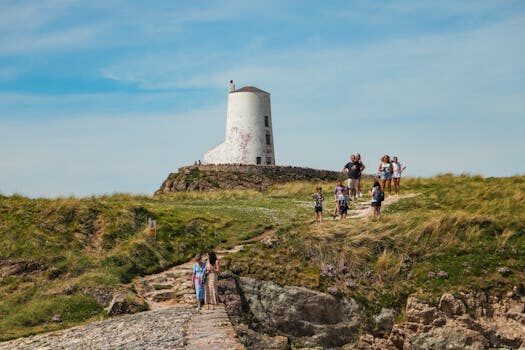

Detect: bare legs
393,178,401,195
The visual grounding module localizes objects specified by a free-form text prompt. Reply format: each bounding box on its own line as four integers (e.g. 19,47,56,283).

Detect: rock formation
156,164,344,193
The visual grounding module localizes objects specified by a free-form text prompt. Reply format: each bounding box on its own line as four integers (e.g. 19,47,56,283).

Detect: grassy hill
1,175,524,340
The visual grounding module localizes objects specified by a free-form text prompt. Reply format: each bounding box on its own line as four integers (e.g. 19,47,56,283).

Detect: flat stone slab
0,305,243,350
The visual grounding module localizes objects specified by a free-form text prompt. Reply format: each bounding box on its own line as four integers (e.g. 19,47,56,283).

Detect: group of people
192,251,220,311
192,155,406,305
312,154,406,222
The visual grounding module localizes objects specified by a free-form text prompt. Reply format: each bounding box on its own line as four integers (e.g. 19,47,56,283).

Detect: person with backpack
339,185,349,219
312,186,324,223
371,180,384,218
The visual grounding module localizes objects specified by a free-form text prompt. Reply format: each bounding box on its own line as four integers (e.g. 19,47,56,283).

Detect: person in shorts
338,186,349,219
343,154,359,200
355,153,365,197
378,155,393,196
333,181,346,219
391,156,406,195
370,180,383,218
312,186,324,223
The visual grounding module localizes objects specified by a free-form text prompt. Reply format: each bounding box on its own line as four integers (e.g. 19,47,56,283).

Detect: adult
378,155,393,195
343,154,360,200
355,153,366,198
205,251,220,308
191,253,206,311
392,156,406,195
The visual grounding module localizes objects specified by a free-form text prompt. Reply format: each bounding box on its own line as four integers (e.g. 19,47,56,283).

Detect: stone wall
156,164,345,193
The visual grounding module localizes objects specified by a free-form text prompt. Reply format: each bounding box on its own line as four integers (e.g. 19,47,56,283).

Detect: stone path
133,245,244,310
186,308,244,350
0,307,193,350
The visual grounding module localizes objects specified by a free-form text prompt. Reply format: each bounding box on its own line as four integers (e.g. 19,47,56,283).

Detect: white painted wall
204,86,275,165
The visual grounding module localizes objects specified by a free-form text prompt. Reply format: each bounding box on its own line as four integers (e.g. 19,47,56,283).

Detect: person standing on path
370,180,384,218
343,154,360,200
392,156,406,195
205,251,220,309
333,180,346,219
378,155,393,196
355,153,366,198
312,186,324,223
192,254,206,311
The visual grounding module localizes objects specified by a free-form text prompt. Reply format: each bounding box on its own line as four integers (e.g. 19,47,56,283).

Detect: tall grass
1,174,524,340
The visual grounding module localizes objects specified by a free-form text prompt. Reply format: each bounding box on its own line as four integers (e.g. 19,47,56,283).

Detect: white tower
204,84,275,165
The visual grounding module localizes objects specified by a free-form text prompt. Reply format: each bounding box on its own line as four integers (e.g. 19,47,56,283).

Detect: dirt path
348,193,416,219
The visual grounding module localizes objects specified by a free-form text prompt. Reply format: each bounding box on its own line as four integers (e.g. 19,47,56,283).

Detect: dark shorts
371,201,381,207
315,206,323,213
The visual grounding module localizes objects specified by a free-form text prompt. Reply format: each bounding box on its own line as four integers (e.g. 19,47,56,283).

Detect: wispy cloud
0,1,524,196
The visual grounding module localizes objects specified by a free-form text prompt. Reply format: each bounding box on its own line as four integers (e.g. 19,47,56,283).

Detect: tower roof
231,86,269,94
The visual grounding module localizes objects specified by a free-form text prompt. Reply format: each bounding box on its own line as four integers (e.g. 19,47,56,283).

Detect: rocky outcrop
0,259,45,277
356,290,525,350
219,276,361,348
156,164,344,193
106,292,148,316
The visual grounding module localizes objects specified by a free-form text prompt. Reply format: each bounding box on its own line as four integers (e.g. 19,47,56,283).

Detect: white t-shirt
392,161,402,175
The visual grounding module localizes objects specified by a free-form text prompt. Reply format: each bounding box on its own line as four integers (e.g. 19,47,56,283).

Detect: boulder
234,324,288,350
238,277,361,348
439,293,466,318
406,296,440,325
373,308,396,337
409,325,489,350
106,292,148,316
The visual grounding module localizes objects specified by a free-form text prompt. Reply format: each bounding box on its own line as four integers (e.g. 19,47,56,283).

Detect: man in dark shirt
342,154,361,200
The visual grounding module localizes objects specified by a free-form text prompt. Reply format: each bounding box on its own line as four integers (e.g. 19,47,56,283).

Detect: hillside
0,175,524,348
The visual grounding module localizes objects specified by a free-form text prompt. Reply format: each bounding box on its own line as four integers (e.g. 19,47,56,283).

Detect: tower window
266,134,271,145
264,116,269,127
256,157,262,165
266,157,272,165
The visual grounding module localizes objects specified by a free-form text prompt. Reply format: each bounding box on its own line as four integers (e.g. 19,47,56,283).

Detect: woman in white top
391,156,406,195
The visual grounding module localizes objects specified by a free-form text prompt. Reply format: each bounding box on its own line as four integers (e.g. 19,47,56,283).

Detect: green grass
225,175,525,316
1,175,524,340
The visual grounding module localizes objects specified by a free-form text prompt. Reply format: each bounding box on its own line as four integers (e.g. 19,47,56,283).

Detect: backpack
373,186,384,202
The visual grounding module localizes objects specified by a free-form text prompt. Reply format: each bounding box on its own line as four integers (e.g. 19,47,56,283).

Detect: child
339,186,349,219
333,181,346,219
371,180,384,218
312,187,324,223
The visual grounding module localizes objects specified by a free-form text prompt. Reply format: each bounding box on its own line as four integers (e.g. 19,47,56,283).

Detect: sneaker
358,192,363,198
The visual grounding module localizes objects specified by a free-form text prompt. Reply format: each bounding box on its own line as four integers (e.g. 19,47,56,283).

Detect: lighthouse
204,82,275,165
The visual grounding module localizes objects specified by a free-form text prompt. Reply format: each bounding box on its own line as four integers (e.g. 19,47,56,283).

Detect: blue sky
0,0,524,197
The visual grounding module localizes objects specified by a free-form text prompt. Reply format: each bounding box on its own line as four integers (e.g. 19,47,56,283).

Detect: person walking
205,251,220,308
378,155,393,196
392,156,406,195
312,186,324,223
192,254,206,311
370,180,384,218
